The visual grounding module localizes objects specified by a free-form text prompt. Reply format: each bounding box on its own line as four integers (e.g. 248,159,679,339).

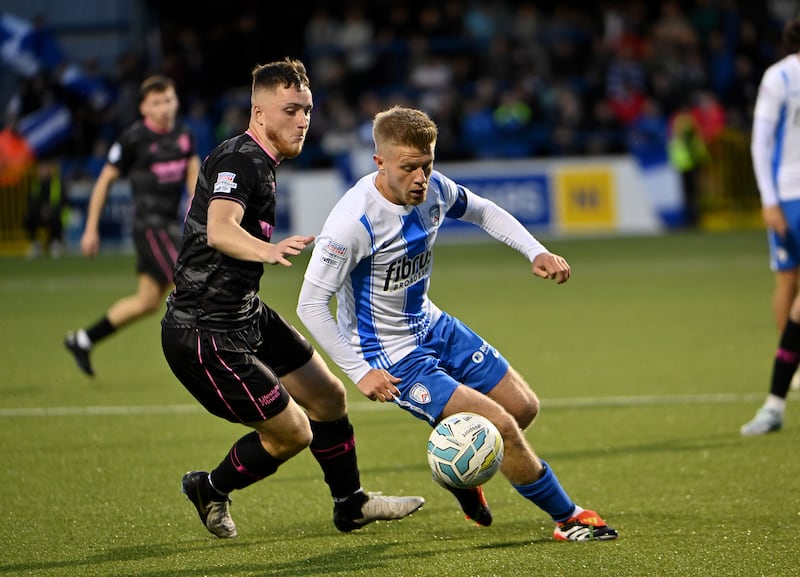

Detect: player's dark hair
139,75,175,100
783,16,800,53
251,58,310,93
373,106,438,152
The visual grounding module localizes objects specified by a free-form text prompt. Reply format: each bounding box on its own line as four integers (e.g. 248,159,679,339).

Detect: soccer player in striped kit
65,75,200,377
298,105,617,541
742,15,800,435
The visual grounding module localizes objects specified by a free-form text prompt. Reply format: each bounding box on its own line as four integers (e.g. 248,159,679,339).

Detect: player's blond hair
373,106,438,153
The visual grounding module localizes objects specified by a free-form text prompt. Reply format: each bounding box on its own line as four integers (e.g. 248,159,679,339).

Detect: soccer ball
427,412,504,489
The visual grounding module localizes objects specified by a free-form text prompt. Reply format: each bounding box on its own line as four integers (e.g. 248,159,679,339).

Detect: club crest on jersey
178,133,191,153
319,239,348,269
213,171,238,193
409,383,431,404
429,206,440,226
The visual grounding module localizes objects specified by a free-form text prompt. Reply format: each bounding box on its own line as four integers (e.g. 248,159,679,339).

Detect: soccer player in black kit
160,58,424,538
65,75,200,376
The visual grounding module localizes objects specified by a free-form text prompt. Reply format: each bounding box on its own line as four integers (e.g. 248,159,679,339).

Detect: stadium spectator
0,115,35,187
0,1,793,198
742,15,800,436
25,157,67,258
183,98,215,160
297,105,618,541
160,58,424,538
667,99,709,228
64,75,200,377
604,35,647,126
626,97,669,169
690,89,726,143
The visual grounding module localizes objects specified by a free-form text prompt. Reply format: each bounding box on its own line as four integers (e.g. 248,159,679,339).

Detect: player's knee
307,376,348,419
516,392,540,429
324,376,347,409
290,425,314,453
259,420,312,459
492,410,528,444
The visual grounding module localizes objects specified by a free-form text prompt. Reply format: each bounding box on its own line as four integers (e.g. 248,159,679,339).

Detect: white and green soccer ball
427,412,504,489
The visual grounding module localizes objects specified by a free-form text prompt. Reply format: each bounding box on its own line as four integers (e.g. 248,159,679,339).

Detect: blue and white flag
0,12,64,77
17,102,72,157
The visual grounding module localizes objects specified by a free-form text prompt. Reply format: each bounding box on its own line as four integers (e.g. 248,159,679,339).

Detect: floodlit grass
1,229,798,577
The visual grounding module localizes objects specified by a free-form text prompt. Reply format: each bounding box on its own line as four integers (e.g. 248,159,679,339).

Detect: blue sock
512,460,575,522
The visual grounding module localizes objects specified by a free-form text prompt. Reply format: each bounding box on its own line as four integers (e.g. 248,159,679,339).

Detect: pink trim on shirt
144,118,172,134
245,130,279,165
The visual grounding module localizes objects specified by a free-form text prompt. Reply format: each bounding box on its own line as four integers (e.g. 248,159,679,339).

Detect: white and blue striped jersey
752,54,800,206
300,169,546,384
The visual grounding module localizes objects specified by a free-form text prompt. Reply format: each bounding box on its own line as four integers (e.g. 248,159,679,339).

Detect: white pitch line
0,392,771,418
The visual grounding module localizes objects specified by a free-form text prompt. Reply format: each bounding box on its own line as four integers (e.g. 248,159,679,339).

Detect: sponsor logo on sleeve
319,239,348,269
108,142,121,163
213,171,238,193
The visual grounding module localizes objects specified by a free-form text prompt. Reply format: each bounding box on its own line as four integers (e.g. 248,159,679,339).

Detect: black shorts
161,305,314,424
133,222,182,285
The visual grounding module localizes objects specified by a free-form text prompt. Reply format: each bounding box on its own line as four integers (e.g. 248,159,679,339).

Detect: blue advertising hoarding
439,172,551,233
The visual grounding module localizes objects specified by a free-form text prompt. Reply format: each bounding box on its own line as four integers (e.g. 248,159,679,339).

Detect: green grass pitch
1,229,798,576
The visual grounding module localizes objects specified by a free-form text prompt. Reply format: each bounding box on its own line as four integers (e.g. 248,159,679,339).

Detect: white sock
76,330,92,350
764,395,786,413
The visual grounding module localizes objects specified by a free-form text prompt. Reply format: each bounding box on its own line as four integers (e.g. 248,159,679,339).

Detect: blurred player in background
161,59,423,538
25,158,67,258
297,105,618,542
64,75,200,377
742,16,800,435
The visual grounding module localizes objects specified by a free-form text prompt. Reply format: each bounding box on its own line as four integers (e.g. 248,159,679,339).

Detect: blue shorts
769,200,800,272
388,313,509,425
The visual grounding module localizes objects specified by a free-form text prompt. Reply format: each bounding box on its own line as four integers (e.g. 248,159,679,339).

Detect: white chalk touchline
0,392,769,418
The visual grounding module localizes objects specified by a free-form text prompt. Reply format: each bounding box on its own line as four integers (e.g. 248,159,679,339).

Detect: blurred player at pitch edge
297,105,618,542
742,15,800,435
64,75,200,377
161,58,423,538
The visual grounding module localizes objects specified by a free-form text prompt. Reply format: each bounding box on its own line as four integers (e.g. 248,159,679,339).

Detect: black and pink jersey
163,132,279,331
108,119,196,228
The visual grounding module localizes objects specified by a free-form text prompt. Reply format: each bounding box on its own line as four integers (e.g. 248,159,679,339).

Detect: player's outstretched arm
81,163,119,257
356,369,401,403
207,197,313,265
531,252,571,284
265,235,316,267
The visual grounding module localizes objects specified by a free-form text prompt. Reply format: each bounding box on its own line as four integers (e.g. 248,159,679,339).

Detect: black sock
85,316,116,345
210,431,285,494
771,319,800,398
309,416,361,500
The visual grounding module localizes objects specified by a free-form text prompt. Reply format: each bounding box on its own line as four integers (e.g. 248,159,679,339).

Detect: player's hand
80,229,100,257
532,252,570,284
357,369,401,402
763,205,787,237
266,235,315,267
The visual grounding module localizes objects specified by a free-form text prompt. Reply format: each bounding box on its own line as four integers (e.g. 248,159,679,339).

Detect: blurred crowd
2,0,797,182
